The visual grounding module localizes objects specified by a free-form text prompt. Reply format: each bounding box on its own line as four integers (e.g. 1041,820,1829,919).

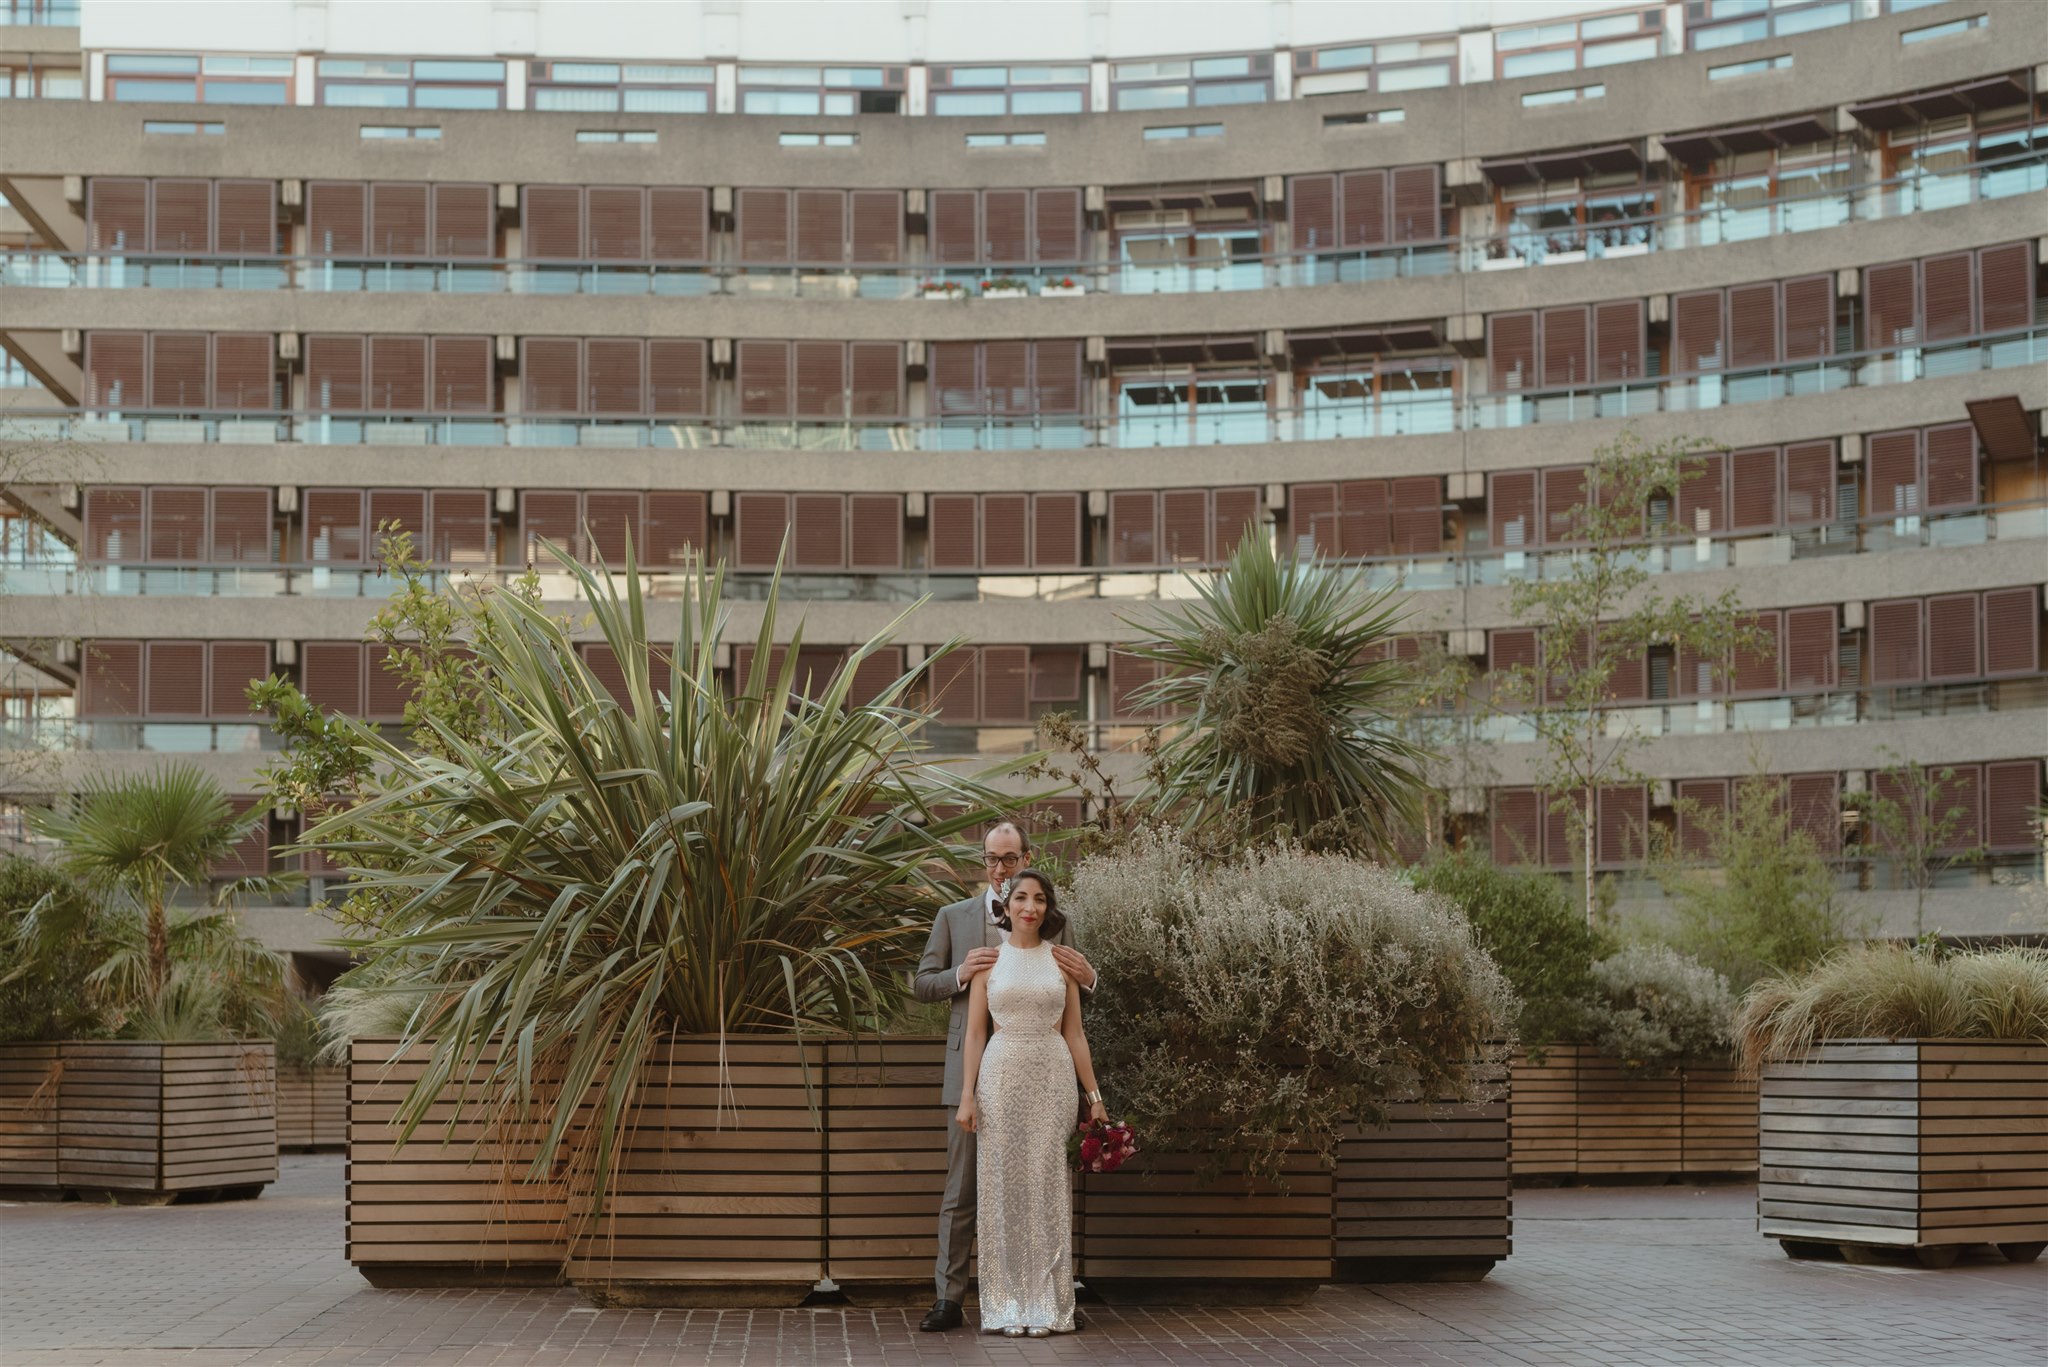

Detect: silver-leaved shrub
1582,943,1737,1074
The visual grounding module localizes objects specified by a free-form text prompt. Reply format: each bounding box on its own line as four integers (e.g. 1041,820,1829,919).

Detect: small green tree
0,856,105,1041
1495,428,1768,924
1852,749,1984,939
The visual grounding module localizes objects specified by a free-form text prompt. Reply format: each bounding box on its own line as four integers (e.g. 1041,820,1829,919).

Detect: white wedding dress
975,940,1077,1333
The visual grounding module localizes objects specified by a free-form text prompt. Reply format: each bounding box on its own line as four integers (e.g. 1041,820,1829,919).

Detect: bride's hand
955,1100,978,1133
1088,1100,1107,1125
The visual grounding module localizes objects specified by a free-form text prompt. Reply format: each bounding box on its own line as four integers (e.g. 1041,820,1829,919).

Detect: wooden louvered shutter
1389,165,1439,242
151,179,211,253
649,187,709,262
981,341,1029,416
929,343,980,416
737,187,791,264
523,185,584,261
642,491,707,570
214,181,275,254
366,336,427,413
1032,492,1082,568
208,642,269,718
301,641,365,716
1675,780,1729,858
1865,429,1921,516
581,490,641,565
211,333,274,411
364,643,409,720
1491,789,1542,866
431,183,492,257
979,645,1031,724
305,335,364,412
1488,312,1536,391
520,490,581,563
145,641,206,717
734,492,788,568
1339,479,1391,559
1784,606,1837,691
737,341,791,418
794,189,846,264
585,186,645,261
1921,423,1976,510
1864,260,1919,347
1932,764,1983,852
1339,169,1388,248
1029,648,1082,703
147,487,206,562
1489,471,1538,549
1728,447,1780,531
1108,650,1160,722
928,189,980,265
428,489,490,566
82,640,143,716
148,333,210,410
846,645,904,708
303,489,365,564
648,340,707,416
1289,173,1336,252
981,492,1030,569
1783,441,1833,526
1597,786,1647,868
1542,790,1585,870
86,332,146,411
1542,467,1587,546
1982,586,2039,678
88,178,149,252
1489,627,1538,681
1920,250,1977,342
1672,289,1724,374
368,182,429,258
792,493,845,570
1109,491,1158,566
1592,299,1644,382
928,494,979,569
308,181,367,256
85,487,144,563
1212,487,1259,561
846,343,900,419
848,494,902,569
929,647,979,724
793,341,846,420
1540,305,1590,388
848,190,901,264
585,338,646,415
1676,452,1725,535
1289,482,1336,557
1731,610,1781,695
1977,241,2034,333
1868,598,1923,685
1725,282,1778,370
1925,591,1982,682
1772,774,1833,853
522,338,583,415
981,189,1030,264
1159,489,1209,565
209,487,271,563
1033,340,1084,415
367,489,425,548
1031,188,1082,263
1781,274,1833,360
1985,761,2043,851
429,336,491,412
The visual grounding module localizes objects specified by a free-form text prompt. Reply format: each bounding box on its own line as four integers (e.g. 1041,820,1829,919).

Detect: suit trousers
936,1109,977,1301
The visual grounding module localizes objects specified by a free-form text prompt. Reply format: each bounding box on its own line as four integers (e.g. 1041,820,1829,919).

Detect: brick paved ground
2,1155,2041,1366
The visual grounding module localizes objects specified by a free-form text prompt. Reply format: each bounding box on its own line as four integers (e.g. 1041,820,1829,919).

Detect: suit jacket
913,891,1087,1106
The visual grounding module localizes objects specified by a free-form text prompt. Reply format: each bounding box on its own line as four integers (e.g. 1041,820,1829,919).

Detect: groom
913,820,1095,1333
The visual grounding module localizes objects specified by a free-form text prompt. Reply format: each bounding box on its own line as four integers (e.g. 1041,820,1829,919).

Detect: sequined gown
975,940,1077,1333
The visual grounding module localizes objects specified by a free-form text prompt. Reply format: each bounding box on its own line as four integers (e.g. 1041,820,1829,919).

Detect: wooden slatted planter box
1335,1069,1512,1282
1508,1047,1578,1177
1508,1046,1757,1181
820,1038,954,1298
277,1064,348,1151
1576,1052,1683,1176
1759,1039,2048,1267
0,1041,276,1200
1079,1151,1332,1302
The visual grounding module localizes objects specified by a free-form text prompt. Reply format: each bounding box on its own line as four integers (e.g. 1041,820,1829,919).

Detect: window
739,65,904,115
144,120,224,135
931,65,1088,116
1113,53,1271,110
106,53,292,104
1672,129,1853,244
1707,54,1792,79
1107,337,1270,447
1108,183,1264,286
1498,8,1661,78
319,58,505,110
1142,123,1223,140
527,60,712,113
575,130,657,143
1324,109,1406,128
1688,0,1853,50
1295,37,1455,96
965,132,1047,148
1490,168,1657,262
778,132,858,147
1523,84,1605,106
359,125,440,139
1900,13,1987,42
1,60,83,98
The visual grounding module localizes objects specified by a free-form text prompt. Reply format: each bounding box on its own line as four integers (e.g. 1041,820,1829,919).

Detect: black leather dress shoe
919,1299,964,1332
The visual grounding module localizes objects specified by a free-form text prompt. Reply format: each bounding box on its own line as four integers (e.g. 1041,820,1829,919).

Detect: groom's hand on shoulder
958,946,999,983
1050,943,1097,989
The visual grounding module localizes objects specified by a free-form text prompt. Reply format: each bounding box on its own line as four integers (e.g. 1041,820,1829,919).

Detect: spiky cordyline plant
309,541,1017,1218
1124,533,1435,856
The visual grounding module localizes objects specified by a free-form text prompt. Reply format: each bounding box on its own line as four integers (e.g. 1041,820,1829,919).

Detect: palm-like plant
311,542,1016,1210
1127,533,1435,855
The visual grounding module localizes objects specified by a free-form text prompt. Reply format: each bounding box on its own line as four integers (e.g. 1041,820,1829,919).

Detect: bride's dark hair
1000,868,1066,941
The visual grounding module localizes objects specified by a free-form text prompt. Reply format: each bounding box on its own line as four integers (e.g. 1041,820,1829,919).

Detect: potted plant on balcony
1040,275,1085,298
978,275,1031,299
1739,943,2048,1268
918,279,966,300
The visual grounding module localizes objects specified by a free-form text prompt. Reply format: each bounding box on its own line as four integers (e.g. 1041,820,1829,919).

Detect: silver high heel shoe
1001,1325,1025,1338
1026,1326,1052,1338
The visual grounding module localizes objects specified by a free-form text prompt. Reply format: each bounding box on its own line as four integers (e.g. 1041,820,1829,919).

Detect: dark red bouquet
1075,1118,1138,1175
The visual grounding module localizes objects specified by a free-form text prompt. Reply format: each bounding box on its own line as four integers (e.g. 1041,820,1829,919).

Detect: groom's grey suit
914,890,1089,1303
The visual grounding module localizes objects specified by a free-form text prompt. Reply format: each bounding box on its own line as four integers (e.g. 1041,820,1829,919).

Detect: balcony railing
6,323,2041,453
3,148,2037,300
0,1,80,25
7,499,2041,603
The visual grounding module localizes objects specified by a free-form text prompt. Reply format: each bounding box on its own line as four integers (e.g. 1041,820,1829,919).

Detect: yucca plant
1124,532,1434,855
309,540,1017,1219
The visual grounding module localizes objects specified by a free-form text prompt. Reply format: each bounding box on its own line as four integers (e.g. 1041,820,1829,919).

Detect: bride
953,868,1107,1337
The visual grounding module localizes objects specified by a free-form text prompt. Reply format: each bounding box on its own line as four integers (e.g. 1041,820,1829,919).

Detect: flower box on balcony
1041,278,1085,297
917,283,966,301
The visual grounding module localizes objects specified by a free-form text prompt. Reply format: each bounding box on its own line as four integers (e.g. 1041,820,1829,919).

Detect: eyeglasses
982,851,1023,870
